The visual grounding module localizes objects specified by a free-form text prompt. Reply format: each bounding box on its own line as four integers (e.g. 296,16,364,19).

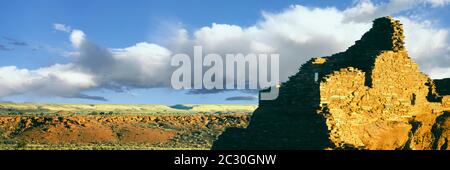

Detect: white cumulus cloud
53,23,72,33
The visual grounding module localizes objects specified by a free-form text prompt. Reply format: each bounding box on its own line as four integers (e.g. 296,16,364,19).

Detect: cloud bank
1,0,449,101
226,96,258,101
0,44,13,51
343,0,450,22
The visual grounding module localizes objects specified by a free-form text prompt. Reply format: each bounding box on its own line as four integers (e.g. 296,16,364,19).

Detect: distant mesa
169,104,193,110
213,16,450,150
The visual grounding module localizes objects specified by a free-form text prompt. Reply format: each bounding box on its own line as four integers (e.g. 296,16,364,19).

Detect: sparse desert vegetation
0,104,255,150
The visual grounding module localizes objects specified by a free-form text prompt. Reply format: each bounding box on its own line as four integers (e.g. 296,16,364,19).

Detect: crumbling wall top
347,16,405,53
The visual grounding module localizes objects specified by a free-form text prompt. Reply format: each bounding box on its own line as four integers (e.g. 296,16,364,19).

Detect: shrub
16,141,27,148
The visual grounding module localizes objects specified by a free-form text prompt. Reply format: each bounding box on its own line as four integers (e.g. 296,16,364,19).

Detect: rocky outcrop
212,16,450,150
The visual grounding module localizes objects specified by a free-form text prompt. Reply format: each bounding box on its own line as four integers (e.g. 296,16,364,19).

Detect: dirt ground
0,113,250,150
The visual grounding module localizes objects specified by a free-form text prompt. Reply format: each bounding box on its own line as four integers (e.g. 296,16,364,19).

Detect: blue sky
0,0,349,68
1,0,450,104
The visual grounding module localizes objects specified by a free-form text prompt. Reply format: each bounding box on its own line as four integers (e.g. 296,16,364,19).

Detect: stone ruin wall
444,96,450,108
274,16,450,149
213,16,450,150
318,51,449,149
315,17,450,149
318,18,450,149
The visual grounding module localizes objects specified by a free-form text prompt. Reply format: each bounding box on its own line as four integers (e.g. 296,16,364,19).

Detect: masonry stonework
213,16,450,150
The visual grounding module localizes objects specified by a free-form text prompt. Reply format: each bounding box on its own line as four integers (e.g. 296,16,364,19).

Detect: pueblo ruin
212,16,450,150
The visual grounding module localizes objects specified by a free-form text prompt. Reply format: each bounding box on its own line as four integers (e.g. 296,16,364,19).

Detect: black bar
0,150,448,169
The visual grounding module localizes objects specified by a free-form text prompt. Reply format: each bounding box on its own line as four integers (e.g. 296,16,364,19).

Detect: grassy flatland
0,103,257,115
